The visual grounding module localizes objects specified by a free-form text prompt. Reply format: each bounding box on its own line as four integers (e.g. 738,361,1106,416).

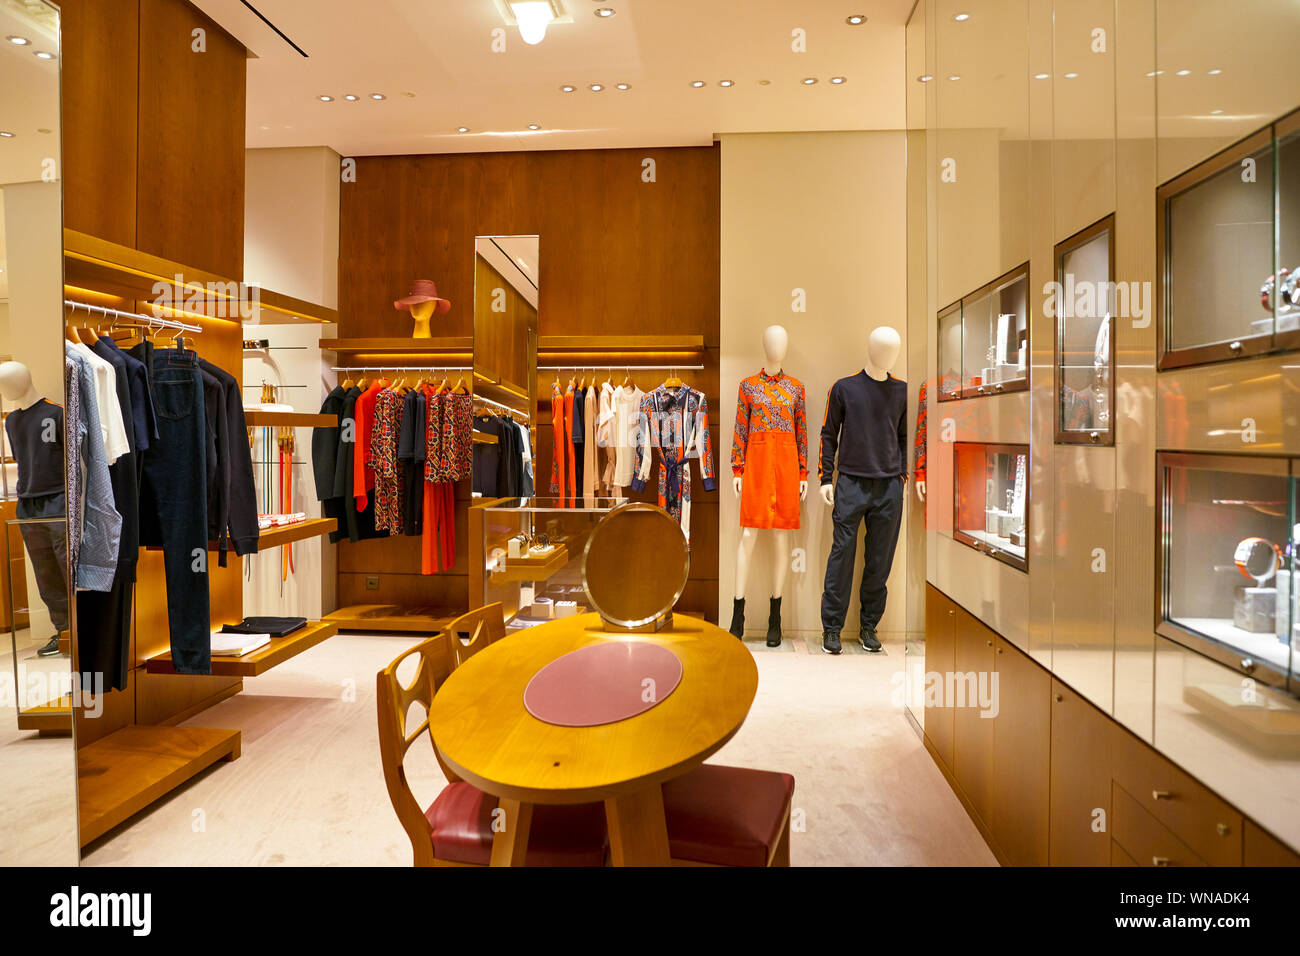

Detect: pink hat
394,278,451,313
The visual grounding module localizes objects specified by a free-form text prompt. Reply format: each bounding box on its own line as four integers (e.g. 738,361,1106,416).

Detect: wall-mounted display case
1157,108,1300,370
1055,215,1115,445
953,442,1029,571
937,264,1030,402
1157,452,1298,695
477,497,626,629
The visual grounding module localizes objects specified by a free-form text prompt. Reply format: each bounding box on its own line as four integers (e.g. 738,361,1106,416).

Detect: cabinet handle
1089,431,1100,442
1229,340,1243,351
994,383,1004,391
1152,790,1172,801
1152,856,1171,867
1216,823,1231,837
977,385,986,393
948,609,955,617
1054,693,1063,702
986,639,993,647
1240,658,1256,674
997,646,1003,654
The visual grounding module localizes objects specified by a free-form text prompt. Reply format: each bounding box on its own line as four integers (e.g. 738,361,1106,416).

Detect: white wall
244,147,340,309
719,131,910,637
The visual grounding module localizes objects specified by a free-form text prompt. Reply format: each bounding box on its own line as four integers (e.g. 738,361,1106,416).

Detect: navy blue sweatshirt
818,371,908,484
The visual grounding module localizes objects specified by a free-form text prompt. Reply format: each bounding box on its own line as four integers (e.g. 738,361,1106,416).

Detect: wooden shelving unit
63,229,338,325
16,696,72,734
144,517,337,553
319,336,473,357
472,431,499,445
77,725,241,846
325,604,458,634
244,409,336,427
537,334,706,365
496,545,569,583
144,621,340,677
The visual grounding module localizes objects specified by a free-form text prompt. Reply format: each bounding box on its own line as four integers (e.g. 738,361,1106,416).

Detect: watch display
954,442,1029,571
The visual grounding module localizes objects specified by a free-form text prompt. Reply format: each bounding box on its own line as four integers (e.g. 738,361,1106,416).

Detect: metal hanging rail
473,392,530,418
64,299,204,334
538,364,704,371
329,365,472,373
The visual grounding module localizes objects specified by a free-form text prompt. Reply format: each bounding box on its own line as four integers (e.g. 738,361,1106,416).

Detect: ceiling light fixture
589,83,603,91
947,74,960,81
594,7,615,17
1034,72,1050,79
33,50,54,59
370,93,386,100
509,1,557,45
1208,68,1222,75
6,35,29,45
802,77,818,85
830,76,846,84
719,79,734,87
457,126,470,133
0,131,14,138
917,74,933,82
1063,72,1078,79
527,123,541,130
953,12,970,21
1210,109,1223,115
318,95,333,102
758,79,771,85
344,94,359,101
615,82,630,90
845,15,866,25
561,84,576,92
691,80,706,88
1176,69,1190,76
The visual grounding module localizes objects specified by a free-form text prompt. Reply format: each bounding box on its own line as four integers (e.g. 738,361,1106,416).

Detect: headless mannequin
730,326,808,645
820,326,902,507
0,361,43,409
409,300,435,339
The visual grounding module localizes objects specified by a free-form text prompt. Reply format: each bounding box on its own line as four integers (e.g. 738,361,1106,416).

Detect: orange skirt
739,431,802,530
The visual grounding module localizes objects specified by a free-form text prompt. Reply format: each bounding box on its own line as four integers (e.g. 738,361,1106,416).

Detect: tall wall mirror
472,235,538,500
0,0,77,864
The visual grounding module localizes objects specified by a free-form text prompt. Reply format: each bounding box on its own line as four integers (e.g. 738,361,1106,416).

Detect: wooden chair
376,628,607,867
446,603,507,670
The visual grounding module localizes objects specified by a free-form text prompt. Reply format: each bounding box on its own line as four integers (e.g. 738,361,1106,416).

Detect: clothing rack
538,364,705,371
474,393,530,418
330,365,472,373
64,299,204,334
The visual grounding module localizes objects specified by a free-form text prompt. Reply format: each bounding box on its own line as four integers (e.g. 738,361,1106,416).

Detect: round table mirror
583,503,690,628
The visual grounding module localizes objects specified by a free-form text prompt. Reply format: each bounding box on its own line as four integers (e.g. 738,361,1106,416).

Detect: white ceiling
191,0,911,156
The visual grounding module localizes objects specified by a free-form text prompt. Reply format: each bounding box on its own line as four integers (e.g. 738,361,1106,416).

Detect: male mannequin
0,361,43,410
818,326,907,654
729,325,809,646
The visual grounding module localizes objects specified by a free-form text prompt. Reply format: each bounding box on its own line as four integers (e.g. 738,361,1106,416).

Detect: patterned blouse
730,370,808,479
424,385,445,482
442,392,473,482
913,380,927,483
370,389,405,534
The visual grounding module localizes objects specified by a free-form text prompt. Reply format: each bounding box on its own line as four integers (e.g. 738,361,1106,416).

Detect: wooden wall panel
60,0,139,246
135,0,246,278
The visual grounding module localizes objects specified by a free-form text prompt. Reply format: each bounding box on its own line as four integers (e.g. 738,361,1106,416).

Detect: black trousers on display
820,473,904,634
16,493,69,633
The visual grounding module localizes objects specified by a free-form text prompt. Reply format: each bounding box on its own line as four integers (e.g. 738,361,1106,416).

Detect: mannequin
409,300,436,339
0,361,43,409
393,278,452,339
817,326,906,655
729,325,809,646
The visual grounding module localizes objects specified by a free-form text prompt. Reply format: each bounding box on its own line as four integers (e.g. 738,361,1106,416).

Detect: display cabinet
476,497,626,629
936,264,1030,402
1157,107,1300,370
1157,452,1298,694
952,442,1029,571
1054,215,1115,445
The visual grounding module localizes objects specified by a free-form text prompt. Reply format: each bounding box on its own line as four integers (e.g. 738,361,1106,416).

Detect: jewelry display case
952,442,1029,571
1054,215,1115,445
1157,108,1300,370
936,263,1030,402
1157,452,1298,694
477,497,626,629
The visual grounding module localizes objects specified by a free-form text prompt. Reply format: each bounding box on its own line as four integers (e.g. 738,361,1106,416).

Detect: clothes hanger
341,373,354,389
664,368,683,389
452,375,468,394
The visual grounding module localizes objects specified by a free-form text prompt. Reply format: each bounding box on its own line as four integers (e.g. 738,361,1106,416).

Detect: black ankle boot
766,597,783,647
728,598,745,639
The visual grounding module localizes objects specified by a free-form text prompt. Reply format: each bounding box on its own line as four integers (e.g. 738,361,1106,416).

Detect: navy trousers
820,473,903,634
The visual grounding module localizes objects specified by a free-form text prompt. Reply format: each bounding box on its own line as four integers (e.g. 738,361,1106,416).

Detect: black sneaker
36,635,61,657
860,627,882,653
822,631,842,655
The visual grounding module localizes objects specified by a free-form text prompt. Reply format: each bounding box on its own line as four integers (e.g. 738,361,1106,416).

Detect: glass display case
1158,108,1300,369
952,442,1029,571
477,497,626,631
1054,215,1115,444
1158,453,1298,695
936,264,1030,402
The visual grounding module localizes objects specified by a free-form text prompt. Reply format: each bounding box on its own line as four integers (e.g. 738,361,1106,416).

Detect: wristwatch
1234,536,1281,586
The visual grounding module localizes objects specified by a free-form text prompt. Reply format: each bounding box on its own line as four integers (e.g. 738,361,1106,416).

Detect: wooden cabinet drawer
1112,730,1242,866
1113,783,1207,867
1244,821,1300,866
1110,838,1139,866
924,585,957,770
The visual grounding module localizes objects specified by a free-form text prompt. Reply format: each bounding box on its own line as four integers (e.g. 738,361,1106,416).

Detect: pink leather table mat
523,641,684,727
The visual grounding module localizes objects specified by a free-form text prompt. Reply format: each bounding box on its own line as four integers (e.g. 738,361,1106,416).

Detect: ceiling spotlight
719,79,734,87
589,83,603,91
802,77,818,85
691,80,706,88
370,93,386,100
509,0,556,45
1210,109,1223,115
947,74,960,81
561,84,576,92
615,82,630,90
1034,72,1050,79
318,95,334,102
594,7,615,17
758,79,771,85
527,123,541,130
1064,72,1078,78
6,35,29,45
344,94,359,101
845,14,866,25
457,126,470,133
402,92,416,98
1175,69,1190,76
830,76,846,84
33,50,54,59
953,12,970,21
0,131,14,138
917,74,934,82
1208,68,1222,75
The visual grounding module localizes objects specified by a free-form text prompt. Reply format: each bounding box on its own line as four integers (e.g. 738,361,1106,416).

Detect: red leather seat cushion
425,782,608,866
662,763,794,867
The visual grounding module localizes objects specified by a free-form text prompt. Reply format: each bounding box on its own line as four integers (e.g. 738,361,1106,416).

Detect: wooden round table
428,612,759,866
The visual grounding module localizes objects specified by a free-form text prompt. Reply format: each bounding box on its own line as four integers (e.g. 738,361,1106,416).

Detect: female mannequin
730,325,808,646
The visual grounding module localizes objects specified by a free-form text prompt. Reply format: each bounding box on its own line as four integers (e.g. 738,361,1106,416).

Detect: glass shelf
936,264,1030,402
953,442,1029,571
1055,215,1115,445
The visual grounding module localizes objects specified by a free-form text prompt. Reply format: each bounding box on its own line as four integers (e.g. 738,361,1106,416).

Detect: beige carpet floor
82,631,996,866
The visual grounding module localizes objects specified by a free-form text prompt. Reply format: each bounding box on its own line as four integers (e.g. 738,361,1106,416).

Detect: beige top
611,384,644,488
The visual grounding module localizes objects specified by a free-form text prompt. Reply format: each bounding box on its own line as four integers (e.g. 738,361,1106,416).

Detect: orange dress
731,370,808,530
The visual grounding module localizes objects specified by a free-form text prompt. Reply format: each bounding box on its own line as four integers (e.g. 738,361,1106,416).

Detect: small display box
953,442,1029,571
937,263,1030,402
1157,452,1299,694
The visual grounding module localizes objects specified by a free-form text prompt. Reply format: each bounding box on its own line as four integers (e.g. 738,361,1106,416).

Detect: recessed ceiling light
947,75,960,81
758,79,771,86
594,7,615,16
1063,72,1078,79
37,128,50,134
402,92,416,98
615,82,630,90
719,79,734,87
589,83,603,91
344,94,359,101
1210,109,1223,115
457,126,470,133
6,35,29,45
953,12,970,21
1208,68,1222,75
0,131,14,138
561,84,576,92
917,74,934,82
370,94,386,100
33,50,54,59
845,14,866,25
830,76,846,84
527,123,541,130
1176,69,1190,76
1034,72,1050,80
802,77,818,85
691,80,706,88
318,95,334,102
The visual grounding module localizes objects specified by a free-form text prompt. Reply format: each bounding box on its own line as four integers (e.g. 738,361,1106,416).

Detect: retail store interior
1,0,1299,868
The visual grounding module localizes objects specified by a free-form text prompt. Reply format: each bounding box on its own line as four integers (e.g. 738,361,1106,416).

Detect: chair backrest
376,632,456,867
446,602,507,670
